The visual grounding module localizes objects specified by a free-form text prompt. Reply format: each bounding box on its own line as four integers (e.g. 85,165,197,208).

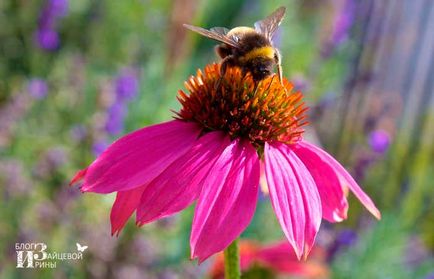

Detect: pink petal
292,144,349,222
136,131,230,225
69,168,87,186
256,241,300,273
264,142,322,260
190,139,260,263
110,185,146,236
298,141,381,220
257,241,328,277
80,120,200,193
257,241,298,262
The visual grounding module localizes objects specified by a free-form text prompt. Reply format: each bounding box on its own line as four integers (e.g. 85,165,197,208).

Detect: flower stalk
224,239,240,279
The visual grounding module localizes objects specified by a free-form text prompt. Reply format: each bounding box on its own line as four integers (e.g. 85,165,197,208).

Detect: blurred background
0,0,433,278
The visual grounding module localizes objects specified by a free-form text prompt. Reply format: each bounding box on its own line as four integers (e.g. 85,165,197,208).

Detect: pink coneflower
71,64,380,262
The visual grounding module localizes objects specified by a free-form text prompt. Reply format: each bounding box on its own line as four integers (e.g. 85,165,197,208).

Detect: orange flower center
176,64,308,147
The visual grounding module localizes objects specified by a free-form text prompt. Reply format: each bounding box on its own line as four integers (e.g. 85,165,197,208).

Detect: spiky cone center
176,64,308,148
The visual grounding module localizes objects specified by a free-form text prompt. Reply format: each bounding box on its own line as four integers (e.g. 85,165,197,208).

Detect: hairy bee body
184,7,286,84
215,28,277,82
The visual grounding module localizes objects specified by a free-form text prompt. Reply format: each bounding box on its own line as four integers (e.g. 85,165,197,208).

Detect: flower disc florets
176,64,308,147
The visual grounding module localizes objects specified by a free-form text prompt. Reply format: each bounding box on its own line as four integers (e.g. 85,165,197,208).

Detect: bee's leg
274,48,289,94
277,63,284,87
274,48,284,86
216,55,235,90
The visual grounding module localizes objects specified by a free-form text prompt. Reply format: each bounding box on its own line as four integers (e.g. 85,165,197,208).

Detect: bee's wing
183,24,240,48
254,6,286,41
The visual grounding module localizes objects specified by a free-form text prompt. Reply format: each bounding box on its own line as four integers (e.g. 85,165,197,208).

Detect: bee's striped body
239,46,276,63
215,27,278,82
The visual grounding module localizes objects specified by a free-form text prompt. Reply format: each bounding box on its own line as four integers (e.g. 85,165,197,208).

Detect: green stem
224,239,240,279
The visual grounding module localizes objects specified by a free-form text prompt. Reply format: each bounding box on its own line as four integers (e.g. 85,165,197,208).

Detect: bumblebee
184,6,286,85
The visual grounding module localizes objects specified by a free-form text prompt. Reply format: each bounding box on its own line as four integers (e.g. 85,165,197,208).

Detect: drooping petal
298,141,381,220
292,144,349,222
110,185,146,236
264,142,322,260
191,140,260,262
78,120,200,193
136,131,230,225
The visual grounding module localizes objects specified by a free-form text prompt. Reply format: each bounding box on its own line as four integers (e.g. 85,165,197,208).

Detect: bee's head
250,58,274,82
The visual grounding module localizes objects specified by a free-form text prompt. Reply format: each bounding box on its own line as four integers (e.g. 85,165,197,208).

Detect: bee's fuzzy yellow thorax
241,46,275,63
227,26,255,37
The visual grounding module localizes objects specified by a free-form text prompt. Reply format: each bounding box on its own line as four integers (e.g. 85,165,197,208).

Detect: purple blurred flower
354,155,374,181
34,0,68,51
27,78,48,99
92,140,109,156
128,236,157,266
35,201,59,225
405,236,431,267
46,147,68,167
115,70,139,101
328,229,358,260
105,103,126,135
47,0,69,18
291,73,310,92
55,187,80,209
70,125,88,142
331,0,355,46
0,94,32,147
336,229,358,245
99,68,139,139
33,147,68,178
0,160,31,198
321,0,355,58
38,10,56,30
368,129,391,153
34,28,60,50
115,265,144,279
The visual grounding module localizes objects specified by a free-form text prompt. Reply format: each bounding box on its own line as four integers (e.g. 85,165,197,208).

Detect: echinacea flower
210,240,329,279
71,63,380,262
